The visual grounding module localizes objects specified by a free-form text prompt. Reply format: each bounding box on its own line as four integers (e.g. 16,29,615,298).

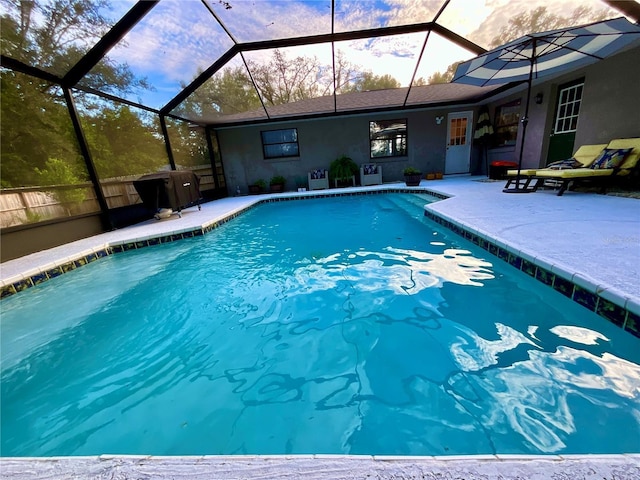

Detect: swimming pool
1,193,639,457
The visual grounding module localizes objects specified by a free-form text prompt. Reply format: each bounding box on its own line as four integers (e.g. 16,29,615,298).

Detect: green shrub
270,175,286,186
403,166,421,175
35,158,87,214
329,155,358,182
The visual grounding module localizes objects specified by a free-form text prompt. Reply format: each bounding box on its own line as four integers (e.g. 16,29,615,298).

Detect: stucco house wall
216,107,459,194
215,43,640,194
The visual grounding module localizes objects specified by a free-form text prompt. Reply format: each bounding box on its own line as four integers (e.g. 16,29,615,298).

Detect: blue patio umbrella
452,17,640,193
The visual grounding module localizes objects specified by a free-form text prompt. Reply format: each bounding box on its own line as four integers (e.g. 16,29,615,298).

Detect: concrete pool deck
1,175,639,479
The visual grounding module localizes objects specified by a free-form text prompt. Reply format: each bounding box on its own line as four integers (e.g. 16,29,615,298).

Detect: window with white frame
261,128,299,159
554,81,584,134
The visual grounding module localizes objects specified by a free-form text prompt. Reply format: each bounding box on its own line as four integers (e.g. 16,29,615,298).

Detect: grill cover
133,171,201,213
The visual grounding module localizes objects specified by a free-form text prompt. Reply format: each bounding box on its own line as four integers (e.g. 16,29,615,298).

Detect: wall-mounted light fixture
535,92,544,104
436,116,444,125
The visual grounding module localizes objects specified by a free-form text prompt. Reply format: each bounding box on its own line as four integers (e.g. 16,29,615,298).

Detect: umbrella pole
504,44,536,193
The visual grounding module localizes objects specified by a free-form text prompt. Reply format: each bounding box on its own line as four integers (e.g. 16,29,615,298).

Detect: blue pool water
1,193,639,457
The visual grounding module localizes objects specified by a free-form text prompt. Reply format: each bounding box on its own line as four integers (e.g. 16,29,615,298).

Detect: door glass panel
449,117,467,145
554,82,584,134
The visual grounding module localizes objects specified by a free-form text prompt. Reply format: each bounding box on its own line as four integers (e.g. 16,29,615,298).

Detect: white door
445,111,473,174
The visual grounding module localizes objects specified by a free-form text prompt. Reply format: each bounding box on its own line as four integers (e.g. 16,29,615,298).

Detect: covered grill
133,170,202,219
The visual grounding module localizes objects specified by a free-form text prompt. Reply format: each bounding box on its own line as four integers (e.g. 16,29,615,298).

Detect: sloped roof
207,83,503,125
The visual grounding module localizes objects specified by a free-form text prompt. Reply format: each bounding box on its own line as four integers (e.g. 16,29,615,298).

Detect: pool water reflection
1,194,639,457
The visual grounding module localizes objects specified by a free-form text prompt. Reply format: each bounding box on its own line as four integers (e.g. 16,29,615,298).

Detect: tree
427,62,463,85
165,118,210,169
35,158,87,215
346,72,401,92
248,50,324,105
1,0,150,95
1,0,157,190
81,105,166,179
176,49,402,119
175,66,261,119
1,69,84,187
332,50,362,94
488,6,611,48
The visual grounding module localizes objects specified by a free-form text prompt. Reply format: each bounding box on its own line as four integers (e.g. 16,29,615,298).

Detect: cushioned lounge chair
540,138,640,195
360,164,382,186
308,169,329,190
505,139,640,196
504,143,607,190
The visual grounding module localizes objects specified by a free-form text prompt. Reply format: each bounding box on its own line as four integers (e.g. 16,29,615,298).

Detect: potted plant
248,179,267,194
269,175,286,193
329,155,358,187
403,166,422,186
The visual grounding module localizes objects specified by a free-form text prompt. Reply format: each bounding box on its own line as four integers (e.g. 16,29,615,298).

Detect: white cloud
211,0,332,41
102,0,623,107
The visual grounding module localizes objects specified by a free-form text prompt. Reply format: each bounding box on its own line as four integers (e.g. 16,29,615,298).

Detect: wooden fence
0,167,215,229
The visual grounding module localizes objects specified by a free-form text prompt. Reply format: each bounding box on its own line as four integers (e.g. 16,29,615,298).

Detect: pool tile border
1,188,638,338
423,209,640,338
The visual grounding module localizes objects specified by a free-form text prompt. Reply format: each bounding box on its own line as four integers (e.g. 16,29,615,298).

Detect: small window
261,128,299,159
370,119,407,158
448,117,468,146
494,99,521,146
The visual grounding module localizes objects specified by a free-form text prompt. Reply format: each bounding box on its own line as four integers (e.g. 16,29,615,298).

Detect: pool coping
1,186,638,338
422,206,640,338
1,453,639,479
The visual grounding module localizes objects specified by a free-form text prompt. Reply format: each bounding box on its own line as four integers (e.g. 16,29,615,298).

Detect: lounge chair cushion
507,158,581,177
506,168,538,176
534,167,614,179
572,144,608,167
607,138,640,170
591,148,633,169
362,164,378,174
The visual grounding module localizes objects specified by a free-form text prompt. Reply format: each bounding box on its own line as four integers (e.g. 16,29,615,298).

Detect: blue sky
74,0,621,110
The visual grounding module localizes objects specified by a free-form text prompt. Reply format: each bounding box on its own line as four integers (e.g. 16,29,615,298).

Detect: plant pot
270,183,284,193
434,172,443,180
335,176,354,188
426,173,436,180
404,174,422,186
248,185,262,194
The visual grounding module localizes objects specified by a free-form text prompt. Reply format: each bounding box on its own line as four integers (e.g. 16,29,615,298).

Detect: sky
14,0,624,111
